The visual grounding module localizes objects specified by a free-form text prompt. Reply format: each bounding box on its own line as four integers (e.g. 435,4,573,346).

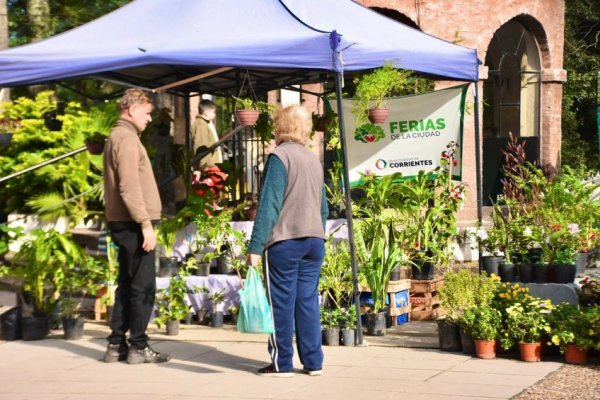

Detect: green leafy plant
154,259,201,327
548,303,599,352
319,235,353,309
320,307,342,329
352,64,414,124
209,288,226,312
1,229,85,315
0,91,114,223
503,298,553,347
339,306,357,330
60,254,105,318
156,217,181,258
459,304,502,341
438,269,497,322
233,96,275,113
0,224,23,256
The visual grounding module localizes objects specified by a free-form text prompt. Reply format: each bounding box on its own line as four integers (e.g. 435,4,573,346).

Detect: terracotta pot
564,344,587,365
367,107,389,124
474,339,496,359
235,109,260,127
519,342,542,362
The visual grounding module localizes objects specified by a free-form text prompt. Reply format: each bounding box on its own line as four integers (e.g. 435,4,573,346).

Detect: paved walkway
0,321,564,400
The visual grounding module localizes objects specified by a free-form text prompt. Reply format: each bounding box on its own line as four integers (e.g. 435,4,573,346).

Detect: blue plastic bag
237,267,275,334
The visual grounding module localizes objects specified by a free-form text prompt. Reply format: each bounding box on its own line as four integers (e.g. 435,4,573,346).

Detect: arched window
482,20,541,204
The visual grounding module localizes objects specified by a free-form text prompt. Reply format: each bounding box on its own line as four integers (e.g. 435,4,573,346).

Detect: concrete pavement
0,321,564,400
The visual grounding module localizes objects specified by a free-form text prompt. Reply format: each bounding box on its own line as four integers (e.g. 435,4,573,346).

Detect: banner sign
339,84,468,186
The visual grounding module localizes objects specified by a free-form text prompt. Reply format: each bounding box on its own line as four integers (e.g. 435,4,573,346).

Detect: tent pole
334,71,364,346
473,82,483,272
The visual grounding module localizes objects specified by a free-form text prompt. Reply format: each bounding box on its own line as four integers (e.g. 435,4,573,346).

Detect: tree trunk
26,0,51,42
0,0,9,102
26,0,51,94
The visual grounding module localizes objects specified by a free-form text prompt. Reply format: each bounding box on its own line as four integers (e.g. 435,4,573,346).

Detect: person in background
191,99,223,170
246,105,328,377
103,89,170,364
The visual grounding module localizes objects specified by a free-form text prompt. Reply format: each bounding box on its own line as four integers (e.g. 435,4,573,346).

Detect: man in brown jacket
103,89,169,364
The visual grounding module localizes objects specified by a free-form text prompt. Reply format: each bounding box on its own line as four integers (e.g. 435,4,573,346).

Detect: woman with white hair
247,105,328,377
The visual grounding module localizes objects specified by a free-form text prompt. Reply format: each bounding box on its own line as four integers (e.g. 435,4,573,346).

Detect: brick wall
356,0,566,224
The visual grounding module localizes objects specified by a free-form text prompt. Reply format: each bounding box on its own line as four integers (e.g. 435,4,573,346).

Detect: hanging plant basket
367,107,389,124
0,133,13,147
85,142,105,155
235,109,260,127
314,116,331,132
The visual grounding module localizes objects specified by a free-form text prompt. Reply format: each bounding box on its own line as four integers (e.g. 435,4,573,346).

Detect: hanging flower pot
314,116,331,132
85,142,105,155
0,132,13,147
367,107,389,124
235,109,260,127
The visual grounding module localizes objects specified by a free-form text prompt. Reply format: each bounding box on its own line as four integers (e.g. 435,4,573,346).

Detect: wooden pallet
411,303,443,321
409,278,444,321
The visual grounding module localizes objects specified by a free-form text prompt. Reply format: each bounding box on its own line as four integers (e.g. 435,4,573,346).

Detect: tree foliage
561,0,600,169
0,91,117,223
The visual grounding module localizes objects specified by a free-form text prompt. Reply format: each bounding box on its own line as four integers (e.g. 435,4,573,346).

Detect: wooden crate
409,278,444,321
359,279,411,326
410,303,443,321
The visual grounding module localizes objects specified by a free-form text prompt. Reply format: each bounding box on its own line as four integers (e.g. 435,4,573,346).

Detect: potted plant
579,277,600,307
504,298,553,362
548,304,599,364
156,217,180,277
312,107,337,132
319,235,353,310
320,307,341,346
154,260,200,336
208,288,226,327
84,131,107,155
60,254,104,340
352,64,413,124
339,306,357,346
233,97,274,127
397,144,465,279
227,305,239,325
4,229,85,340
437,269,497,353
0,116,20,147
99,237,119,323
353,172,407,336
459,305,502,359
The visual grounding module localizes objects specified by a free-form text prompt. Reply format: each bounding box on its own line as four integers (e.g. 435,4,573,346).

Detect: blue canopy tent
0,0,477,90
0,0,481,343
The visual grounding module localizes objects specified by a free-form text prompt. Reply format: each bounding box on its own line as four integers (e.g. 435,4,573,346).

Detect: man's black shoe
126,346,171,364
103,343,128,363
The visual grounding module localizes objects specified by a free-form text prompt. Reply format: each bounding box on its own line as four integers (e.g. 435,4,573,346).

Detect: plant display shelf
359,279,411,326
410,278,444,321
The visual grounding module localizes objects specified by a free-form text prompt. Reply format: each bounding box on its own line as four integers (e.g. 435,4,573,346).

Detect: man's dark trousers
107,222,156,349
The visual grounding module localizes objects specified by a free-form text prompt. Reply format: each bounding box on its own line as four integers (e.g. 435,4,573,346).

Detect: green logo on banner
354,123,385,143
